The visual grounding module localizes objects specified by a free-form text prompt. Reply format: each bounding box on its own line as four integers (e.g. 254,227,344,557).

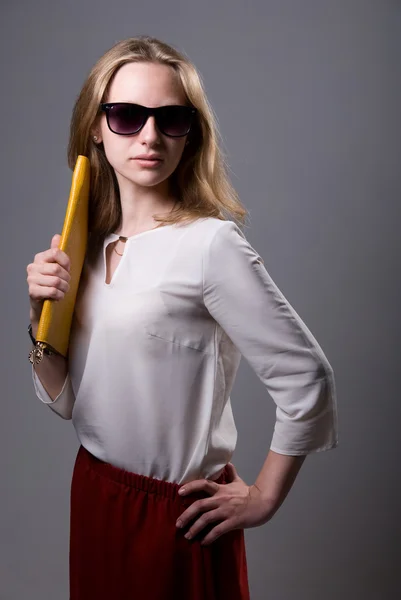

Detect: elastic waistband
77,445,229,501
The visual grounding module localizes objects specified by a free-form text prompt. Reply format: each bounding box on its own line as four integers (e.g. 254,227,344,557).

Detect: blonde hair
67,36,250,263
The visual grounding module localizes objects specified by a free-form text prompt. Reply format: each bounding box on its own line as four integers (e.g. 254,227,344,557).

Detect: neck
115,173,177,235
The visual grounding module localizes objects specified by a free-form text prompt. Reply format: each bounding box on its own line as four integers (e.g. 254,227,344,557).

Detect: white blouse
31,217,338,485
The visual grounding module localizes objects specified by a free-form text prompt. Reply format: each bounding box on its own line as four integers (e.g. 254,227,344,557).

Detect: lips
134,155,162,160
133,156,163,168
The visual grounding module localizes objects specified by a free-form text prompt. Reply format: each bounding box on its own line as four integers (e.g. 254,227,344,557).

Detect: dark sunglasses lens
107,104,145,134
158,106,194,137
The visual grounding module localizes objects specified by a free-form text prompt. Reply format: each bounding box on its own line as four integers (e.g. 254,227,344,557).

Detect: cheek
166,140,186,171
102,132,129,168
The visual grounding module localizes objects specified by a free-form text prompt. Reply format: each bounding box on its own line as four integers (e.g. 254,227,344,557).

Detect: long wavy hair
67,36,250,265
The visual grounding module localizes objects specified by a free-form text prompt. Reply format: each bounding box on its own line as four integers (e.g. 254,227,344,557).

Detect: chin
130,165,174,184
130,173,170,188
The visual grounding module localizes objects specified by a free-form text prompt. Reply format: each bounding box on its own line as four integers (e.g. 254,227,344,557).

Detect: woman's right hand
27,233,71,325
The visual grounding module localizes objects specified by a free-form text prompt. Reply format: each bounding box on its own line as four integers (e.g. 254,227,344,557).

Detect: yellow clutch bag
29,155,90,364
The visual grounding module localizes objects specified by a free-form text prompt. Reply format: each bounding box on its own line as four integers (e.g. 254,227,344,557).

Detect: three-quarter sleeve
202,221,338,455
31,364,76,420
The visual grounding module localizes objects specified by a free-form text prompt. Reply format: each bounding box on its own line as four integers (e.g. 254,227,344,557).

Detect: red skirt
70,445,250,599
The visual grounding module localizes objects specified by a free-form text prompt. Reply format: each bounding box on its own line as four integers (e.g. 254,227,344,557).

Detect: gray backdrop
1,0,400,598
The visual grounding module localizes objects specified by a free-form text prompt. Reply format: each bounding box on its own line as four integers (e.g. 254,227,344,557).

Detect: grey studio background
1,1,400,599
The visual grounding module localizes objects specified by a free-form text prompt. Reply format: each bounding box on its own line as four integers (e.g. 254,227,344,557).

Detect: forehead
106,62,187,106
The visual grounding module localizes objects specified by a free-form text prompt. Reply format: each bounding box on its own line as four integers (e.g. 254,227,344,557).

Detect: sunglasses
99,102,197,137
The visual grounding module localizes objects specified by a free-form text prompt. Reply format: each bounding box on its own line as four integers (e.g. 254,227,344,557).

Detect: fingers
32,260,71,286
36,246,71,273
49,234,71,269
26,234,72,307
176,496,221,529
50,233,61,249
29,281,70,302
178,478,220,497
183,506,227,540
27,260,71,291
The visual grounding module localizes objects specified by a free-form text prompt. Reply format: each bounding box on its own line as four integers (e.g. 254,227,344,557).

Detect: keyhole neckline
103,222,178,246
102,223,179,287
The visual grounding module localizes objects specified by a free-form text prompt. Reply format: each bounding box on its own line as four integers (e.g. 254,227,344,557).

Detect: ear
91,131,102,144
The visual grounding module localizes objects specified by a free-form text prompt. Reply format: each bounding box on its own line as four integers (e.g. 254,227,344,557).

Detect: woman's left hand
176,463,275,546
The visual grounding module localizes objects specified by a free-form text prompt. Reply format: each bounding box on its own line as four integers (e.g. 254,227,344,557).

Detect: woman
27,36,338,599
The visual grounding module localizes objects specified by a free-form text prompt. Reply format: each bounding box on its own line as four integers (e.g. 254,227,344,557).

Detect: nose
138,115,160,144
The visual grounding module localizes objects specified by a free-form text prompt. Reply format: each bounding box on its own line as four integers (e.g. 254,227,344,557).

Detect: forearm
253,448,306,515
30,312,69,401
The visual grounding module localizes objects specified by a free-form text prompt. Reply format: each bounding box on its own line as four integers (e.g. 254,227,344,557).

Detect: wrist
29,308,40,324
29,321,38,339
252,483,281,509
29,307,39,318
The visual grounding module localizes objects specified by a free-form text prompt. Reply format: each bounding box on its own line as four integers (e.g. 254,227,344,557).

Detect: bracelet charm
28,324,54,364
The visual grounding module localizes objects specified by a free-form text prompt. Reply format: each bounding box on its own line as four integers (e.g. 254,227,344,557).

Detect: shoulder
195,218,264,268
173,217,252,264
184,216,246,245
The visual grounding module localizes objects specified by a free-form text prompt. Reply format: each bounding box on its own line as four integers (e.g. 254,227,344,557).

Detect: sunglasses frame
99,102,197,137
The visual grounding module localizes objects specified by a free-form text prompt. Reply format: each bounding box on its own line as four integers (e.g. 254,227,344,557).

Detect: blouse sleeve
202,221,338,455
31,364,76,420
